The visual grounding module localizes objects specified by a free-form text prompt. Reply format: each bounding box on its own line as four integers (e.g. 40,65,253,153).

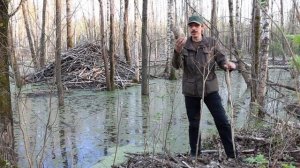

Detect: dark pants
185,92,235,158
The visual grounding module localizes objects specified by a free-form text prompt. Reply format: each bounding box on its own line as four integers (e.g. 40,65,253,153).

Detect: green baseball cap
188,15,204,25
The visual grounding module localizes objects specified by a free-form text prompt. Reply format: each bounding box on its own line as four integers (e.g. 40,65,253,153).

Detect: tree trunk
280,0,286,62
56,0,64,106
290,1,296,34
66,0,74,49
107,0,110,43
228,0,235,60
22,1,38,70
257,0,270,117
228,0,251,86
109,0,116,91
0,1,16,166
141,0,149,95
210,0,218,38
32,0,39,62
92,0,96,40
118,0,123,57
39,0,47,68
235,0,242,51
133,0,140,83
271,0,275,63
123,0,131,66
99,0,111,90
251,0,260,104
167,0,176,80
8,22,22,88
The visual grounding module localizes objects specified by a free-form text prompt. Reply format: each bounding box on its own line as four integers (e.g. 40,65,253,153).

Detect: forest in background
0,0,300,167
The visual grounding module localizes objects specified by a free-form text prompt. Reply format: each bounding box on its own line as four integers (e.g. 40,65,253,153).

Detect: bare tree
8,22,22,88
39,0,47,68
133,0,140,83
99,0,111,90
270,0,275,63
210,0,218,38
123,0,131,66
257,0,270,117
280,0,286,62
251,0,260,104
107,0,110,43
22,0,38,70
235,0,242,51
56,0,64,106
31,0,39,59
141,0,149,95
289,0,296,34
66,0,74,49
118,0,124,57
167,0,176,80
109,0,116,90
0,1,16,166
228,0,251,86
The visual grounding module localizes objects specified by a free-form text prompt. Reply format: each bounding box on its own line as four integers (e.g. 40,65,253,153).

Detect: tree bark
235,0,242,51
66,0,74,49
56,0,64,106
228,0,251,86
280,0,286,62
0,1,16,165
290,1,296,34
32,0,39,62
123,0,131,66
210,0,218,38
99,0,111,90
109,0,116,90
133,0,140,83
270,0,275,63
141,0,149,95
39,0,47,68
8,22,22,88
257,0,270,117
251,0,260,104
22,1,38,70
167,0,176,80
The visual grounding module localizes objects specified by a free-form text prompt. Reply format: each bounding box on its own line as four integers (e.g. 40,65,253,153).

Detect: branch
8,0,24,18
267,80,297,91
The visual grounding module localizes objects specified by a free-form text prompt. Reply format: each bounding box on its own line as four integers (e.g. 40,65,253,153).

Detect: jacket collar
184,36,208,51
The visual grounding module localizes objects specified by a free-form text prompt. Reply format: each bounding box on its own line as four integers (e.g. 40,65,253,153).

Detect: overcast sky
10,0,293,26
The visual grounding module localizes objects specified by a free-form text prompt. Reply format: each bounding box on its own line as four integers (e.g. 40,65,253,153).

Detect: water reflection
58,107,68,168
14,72,254,167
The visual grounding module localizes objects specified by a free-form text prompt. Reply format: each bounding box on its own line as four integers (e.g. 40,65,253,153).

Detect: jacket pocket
205,78,219,94
182,78,196,96
183,50,196,72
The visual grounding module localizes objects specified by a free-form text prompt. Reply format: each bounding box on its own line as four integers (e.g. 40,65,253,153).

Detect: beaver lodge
25,43,136,90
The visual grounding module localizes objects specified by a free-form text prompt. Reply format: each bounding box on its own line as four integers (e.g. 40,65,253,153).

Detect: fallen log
235,135,270,144
267,80,297,91
284,149,300,154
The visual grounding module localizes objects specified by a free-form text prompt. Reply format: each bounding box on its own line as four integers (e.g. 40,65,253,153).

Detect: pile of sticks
116,153,198,168
26,43,135,89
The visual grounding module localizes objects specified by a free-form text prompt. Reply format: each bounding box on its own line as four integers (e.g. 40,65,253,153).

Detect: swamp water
12,70,292,168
